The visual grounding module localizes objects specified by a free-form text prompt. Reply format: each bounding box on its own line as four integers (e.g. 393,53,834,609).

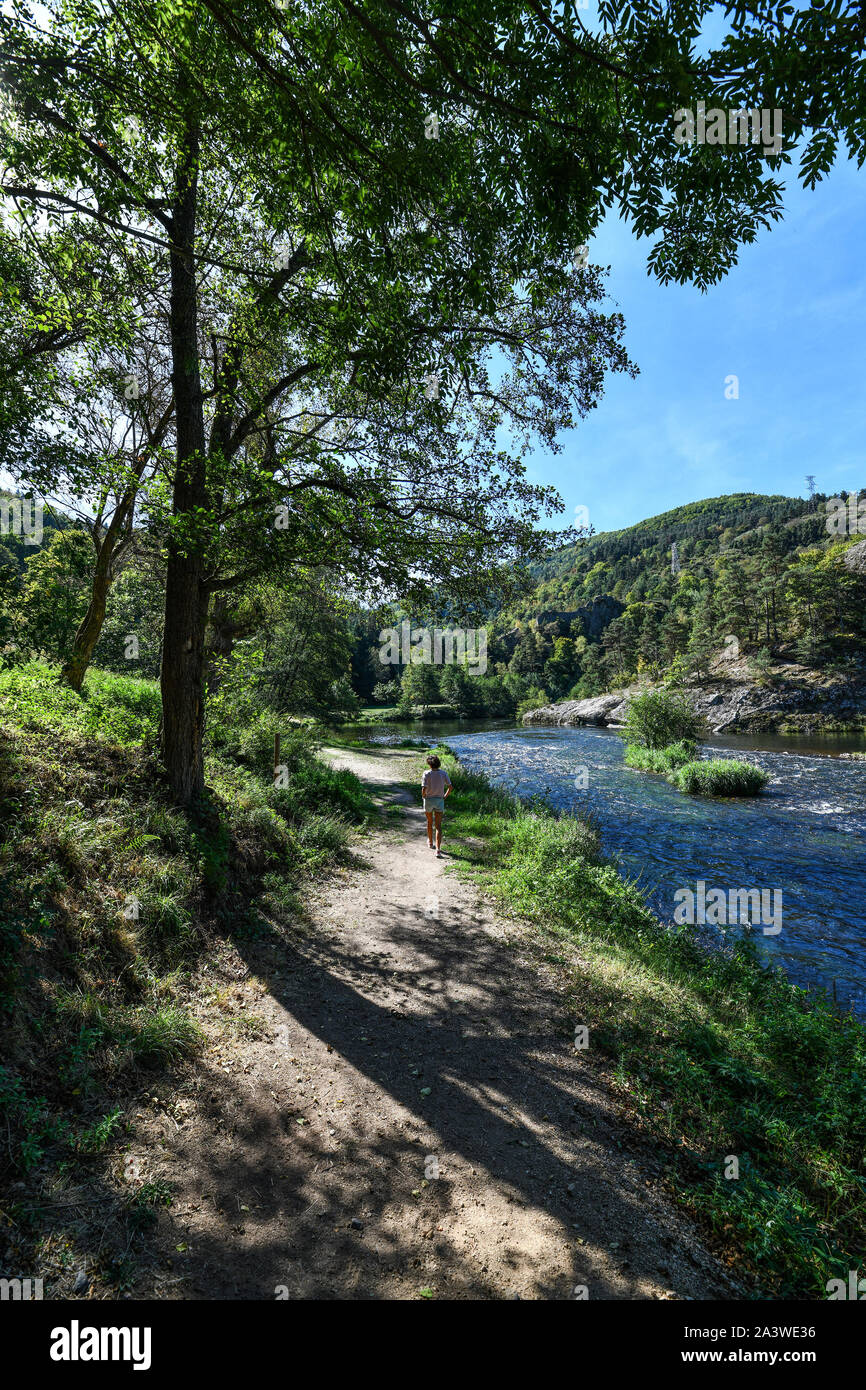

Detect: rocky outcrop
522,691,632,727
535,595,626,641
523,669,866,733
843,539,866,574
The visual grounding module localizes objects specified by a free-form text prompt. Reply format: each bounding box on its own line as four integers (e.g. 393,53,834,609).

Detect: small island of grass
622,690,769,797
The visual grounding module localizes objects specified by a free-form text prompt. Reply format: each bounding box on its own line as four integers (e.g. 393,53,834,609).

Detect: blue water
442,724,866,1016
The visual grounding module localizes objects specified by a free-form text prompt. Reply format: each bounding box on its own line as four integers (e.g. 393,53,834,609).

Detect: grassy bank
0,662,374,1292
423,745,866,1299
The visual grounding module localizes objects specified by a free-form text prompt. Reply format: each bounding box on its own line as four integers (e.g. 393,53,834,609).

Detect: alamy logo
826,1270,866,1300
49,1321,151,1371
0,496,43,545
0,1276,43,1300
673,103,783,155
379,621,487,675
825,494,866,536
674,880,782,935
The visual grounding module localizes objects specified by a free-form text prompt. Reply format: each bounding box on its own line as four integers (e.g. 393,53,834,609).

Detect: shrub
267,758,371,825
516,685,548,718
670,758,769,796
623,687,703,749
293,813,350,869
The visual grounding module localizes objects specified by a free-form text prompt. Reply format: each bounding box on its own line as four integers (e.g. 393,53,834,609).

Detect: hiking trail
136,746,739,1300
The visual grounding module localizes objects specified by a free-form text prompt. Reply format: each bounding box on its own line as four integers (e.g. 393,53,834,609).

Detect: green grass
625,738,769,796
426,748,866,1299
0,661,161,745
671,758,770,796
624,739,696,774
0,660,374,1268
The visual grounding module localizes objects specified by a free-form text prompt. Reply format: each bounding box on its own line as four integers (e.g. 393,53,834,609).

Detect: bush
623,687,703,749
267,757,372,825
750,647,775,686
292,813,351,869
670,758,769,796
516,685,548,718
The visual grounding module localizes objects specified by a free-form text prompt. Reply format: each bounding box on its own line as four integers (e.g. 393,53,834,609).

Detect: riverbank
522,660,866,735
421,742,866,1299
3,660,862,1301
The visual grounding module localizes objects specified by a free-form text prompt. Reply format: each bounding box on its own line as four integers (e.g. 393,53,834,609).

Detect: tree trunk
161,556,209,801
160,117,209,804
61,546,113,692
60,496,136,692
62,586,107,693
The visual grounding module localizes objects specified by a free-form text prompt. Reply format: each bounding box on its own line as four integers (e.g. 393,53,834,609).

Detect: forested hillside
352,490,866,719
513,489,866,688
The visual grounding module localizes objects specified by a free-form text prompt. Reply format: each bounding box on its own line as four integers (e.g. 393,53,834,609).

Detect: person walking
422,754,452,858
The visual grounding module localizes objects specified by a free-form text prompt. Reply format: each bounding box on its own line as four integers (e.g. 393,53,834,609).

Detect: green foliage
75,1109,124,1154
349,485,866,717
0,661,161,745
398,661,441,715
268,758,373,828
0,1066,70,1172
670,759,770,797
371,679,400,705
516,685,549,718
96,564,166,680
19,528,92,661
623,688,703,749
625,728,767,806
749,646,775,685
624,739,696,773
439,664,481,717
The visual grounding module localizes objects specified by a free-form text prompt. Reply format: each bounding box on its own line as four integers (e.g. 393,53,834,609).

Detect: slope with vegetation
351,492,866,728
0,663,373,1292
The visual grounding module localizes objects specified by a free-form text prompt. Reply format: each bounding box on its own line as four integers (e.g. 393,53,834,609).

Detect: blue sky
532,152,866,538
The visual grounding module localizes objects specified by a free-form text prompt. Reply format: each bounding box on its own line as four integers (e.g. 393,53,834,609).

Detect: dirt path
138,747,740,1300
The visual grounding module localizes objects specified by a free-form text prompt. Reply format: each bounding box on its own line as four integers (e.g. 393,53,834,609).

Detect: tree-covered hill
504,488,866,703
526,492,825,594
355,490,866,721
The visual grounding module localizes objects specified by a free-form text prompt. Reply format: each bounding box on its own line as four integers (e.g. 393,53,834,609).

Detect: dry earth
128,746,742,1301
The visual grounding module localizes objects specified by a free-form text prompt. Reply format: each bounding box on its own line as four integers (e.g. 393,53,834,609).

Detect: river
346,717,866,1017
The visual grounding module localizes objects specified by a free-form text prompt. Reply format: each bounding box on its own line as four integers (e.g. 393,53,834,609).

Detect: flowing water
349,718,866,1016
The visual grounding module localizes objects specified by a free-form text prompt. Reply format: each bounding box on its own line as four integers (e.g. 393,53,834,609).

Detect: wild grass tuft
671,758,769,796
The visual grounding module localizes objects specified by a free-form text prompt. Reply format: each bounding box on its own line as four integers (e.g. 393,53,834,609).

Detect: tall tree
5,0,866,799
